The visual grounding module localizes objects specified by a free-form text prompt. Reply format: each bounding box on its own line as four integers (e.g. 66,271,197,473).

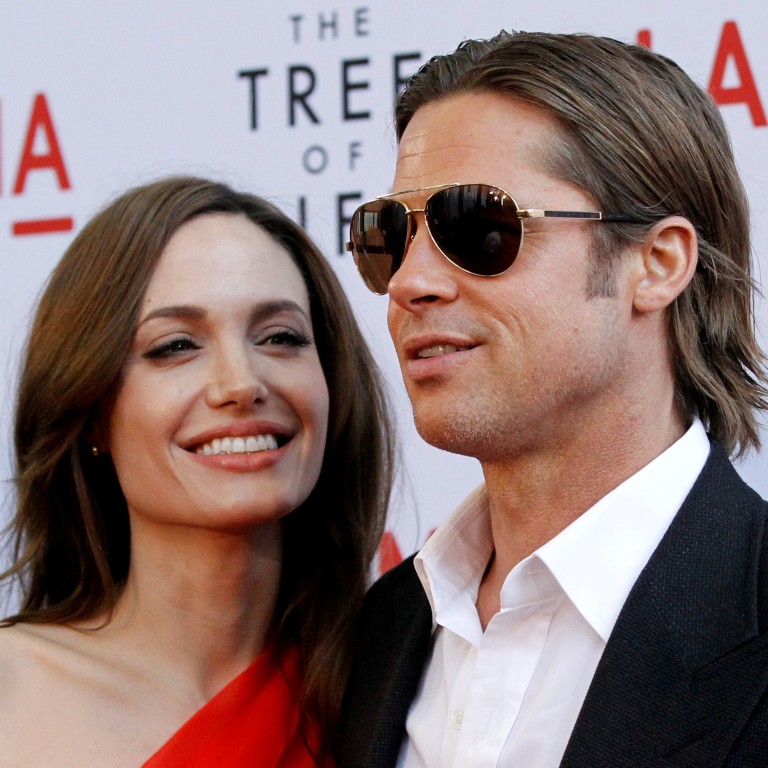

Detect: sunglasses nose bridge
399,205,426,259
403,195,457,268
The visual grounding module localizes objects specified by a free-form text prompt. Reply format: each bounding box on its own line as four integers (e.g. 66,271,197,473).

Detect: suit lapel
560,443,768,767
341,556,433,768
365,575,433,767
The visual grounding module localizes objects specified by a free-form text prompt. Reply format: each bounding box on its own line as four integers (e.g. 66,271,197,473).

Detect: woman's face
106,212,329,532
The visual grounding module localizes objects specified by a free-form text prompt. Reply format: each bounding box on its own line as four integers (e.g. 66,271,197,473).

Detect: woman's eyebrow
138,300,309,327
248,300,310,324
138,305,205,326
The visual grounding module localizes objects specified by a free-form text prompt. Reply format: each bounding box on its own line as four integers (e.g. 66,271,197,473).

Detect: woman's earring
91,445,100,457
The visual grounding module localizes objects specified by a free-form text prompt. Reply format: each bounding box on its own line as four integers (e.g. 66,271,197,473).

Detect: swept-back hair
396,30,768,456
3,175,394,744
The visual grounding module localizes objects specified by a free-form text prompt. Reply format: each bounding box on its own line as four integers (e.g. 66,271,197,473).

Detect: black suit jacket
340,442,768,767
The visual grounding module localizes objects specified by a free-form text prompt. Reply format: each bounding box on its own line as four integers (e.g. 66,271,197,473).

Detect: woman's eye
143,337,200,360
262,330,312,347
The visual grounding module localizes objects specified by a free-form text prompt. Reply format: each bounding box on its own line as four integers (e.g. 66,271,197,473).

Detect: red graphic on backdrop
709,21,767,126
637,20,765,127
14,93,71,194
12,217,74,236
2,92,74,237
636,29,652,48
378,531,404,576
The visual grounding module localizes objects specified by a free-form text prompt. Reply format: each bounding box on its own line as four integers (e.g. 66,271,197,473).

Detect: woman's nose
206,343,268,408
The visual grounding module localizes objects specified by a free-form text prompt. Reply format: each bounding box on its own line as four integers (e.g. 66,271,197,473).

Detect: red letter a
708,21,767,127
13,93,72,194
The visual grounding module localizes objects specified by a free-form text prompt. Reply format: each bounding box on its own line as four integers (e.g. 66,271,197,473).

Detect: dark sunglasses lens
350,199,408,294
426,184,521,276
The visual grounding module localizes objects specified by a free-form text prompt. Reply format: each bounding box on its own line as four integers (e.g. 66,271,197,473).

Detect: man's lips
399,335,478,382
402,335,477,361
415,343,472,359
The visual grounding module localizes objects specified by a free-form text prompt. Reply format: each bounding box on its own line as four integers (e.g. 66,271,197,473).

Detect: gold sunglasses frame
346,182,641,294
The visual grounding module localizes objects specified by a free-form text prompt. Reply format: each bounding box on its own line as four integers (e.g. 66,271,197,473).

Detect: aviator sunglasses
346,183,641,294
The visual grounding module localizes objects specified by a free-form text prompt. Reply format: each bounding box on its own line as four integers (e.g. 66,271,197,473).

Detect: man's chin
412,410,487,458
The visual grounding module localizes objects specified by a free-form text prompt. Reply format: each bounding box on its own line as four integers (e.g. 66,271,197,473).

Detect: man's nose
387,213,460,311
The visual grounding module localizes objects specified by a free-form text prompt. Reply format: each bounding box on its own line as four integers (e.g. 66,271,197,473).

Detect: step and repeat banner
1,1,766,576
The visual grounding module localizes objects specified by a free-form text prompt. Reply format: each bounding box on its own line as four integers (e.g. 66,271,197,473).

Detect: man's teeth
417,344,461,359
197,435,279,455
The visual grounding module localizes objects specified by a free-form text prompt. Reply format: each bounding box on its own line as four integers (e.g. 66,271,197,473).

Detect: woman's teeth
196,435,279,455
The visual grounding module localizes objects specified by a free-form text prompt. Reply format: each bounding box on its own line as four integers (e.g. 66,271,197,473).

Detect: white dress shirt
397,419,710,768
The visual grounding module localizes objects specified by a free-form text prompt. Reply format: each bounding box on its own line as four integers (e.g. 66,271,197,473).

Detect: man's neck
475,408,687,627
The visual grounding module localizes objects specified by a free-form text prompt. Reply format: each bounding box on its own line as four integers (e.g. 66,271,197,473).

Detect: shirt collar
414,484,491,632
415,419,710,642
537,418,710,641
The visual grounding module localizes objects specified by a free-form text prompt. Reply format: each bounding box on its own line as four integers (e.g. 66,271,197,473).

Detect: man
340,31,768,768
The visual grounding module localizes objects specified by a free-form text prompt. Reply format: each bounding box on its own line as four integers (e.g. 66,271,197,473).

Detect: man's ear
632,216,698,314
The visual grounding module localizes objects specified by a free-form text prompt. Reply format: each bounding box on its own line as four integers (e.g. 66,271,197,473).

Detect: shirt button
452,709,464,730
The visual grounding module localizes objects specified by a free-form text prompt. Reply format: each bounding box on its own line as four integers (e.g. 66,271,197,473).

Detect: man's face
386,92,640,466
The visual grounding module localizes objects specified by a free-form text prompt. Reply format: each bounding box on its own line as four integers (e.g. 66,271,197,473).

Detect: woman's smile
107,212,330,529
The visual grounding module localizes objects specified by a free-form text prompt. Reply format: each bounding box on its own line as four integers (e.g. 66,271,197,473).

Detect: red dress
142,643,329,767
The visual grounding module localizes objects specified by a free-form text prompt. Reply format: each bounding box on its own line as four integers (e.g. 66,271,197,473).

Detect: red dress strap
142,644,329,767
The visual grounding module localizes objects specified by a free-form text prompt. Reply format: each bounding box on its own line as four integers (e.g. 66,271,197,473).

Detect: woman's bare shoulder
0,621,86,676
0,622,150,766
0,622,53,681
0,622,98,719
0,620,202,767
0,624,69,762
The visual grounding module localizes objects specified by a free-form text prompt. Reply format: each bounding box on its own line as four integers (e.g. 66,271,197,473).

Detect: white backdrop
1,1,766,576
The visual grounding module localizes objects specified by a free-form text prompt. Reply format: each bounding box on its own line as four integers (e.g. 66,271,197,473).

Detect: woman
0,176,394,766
